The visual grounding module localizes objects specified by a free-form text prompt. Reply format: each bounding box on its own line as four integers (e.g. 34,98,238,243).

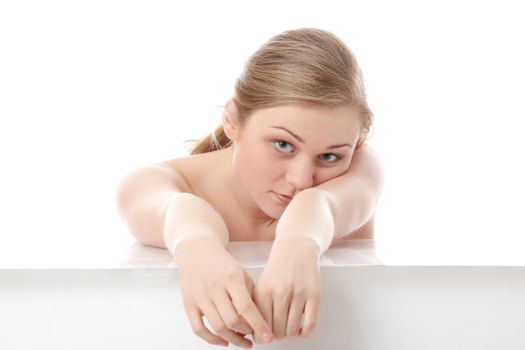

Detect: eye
273,140,294,153
273,140,343,163
319,153,343,163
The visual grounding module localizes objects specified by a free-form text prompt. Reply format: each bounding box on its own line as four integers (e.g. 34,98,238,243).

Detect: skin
222,101,362,342
221,101,362,227
161,100,372,347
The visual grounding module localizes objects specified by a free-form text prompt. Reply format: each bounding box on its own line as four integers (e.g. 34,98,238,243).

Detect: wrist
273,235,321,258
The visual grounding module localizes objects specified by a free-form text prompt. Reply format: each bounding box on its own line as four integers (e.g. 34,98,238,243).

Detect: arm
115,164,229,253
116,164,272,346
253,144,384,339
274,144,385,254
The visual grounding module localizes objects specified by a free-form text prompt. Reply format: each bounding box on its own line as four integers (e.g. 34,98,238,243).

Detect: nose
285,156,315,192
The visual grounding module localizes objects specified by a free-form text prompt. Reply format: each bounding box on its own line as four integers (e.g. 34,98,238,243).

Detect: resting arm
274,144,385,254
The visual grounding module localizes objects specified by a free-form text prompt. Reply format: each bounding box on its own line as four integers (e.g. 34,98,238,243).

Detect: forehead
246,104,361,137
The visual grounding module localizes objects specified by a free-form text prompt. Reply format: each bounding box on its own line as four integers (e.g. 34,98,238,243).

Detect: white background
1,0,523,266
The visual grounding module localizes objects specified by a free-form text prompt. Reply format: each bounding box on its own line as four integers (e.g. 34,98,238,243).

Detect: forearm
274,188,334,255
275,184,374,255
278,145,384,254
163,193,229,257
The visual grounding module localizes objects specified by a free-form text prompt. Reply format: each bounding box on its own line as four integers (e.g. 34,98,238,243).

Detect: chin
254,192,286,220
262,203,285,220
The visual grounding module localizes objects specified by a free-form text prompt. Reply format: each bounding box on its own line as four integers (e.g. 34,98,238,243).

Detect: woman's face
226,103,362,219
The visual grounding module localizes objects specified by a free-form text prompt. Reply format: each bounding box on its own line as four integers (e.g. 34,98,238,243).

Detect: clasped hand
175,236,321,348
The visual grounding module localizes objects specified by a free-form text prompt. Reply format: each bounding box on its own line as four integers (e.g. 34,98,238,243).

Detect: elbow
349,213,375,239
119,206,167,249
114,170,140,223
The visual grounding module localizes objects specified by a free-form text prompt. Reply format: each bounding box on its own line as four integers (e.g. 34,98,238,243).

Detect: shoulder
152,156,198,193
153,157,188,176
152,150,226,198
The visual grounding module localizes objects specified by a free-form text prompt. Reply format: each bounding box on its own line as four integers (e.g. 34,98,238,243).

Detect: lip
273,192,292,204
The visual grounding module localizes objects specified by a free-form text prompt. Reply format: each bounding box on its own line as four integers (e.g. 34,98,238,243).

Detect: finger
228,283,273,343
300,296,320,337
213,288,253,335
186,305,228,347
202,301,254,349
253,288,273,343
243,270,254,295
286,295,306,338
272,291,291,339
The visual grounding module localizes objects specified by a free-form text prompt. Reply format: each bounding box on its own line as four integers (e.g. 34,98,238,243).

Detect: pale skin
117,100,384,347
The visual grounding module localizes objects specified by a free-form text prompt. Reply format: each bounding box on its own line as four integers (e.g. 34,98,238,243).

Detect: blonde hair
187,28,373,155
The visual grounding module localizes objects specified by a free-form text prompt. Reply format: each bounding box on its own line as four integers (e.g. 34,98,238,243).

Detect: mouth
273,192,292,204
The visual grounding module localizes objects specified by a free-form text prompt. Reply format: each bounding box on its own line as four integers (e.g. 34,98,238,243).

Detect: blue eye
273,140,343,163
320,153,342,163
273,140,294,153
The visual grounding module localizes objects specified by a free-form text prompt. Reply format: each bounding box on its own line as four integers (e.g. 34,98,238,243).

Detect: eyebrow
269,126,353,149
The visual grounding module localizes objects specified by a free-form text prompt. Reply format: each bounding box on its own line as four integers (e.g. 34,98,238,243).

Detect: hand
175,237,274,348
253,236,322,341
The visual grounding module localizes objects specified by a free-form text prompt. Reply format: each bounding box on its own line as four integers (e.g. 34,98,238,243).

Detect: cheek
234,142,277,187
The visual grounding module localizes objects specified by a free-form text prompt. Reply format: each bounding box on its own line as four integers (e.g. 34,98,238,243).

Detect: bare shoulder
151,156,196,193
152,150,224,198
152,155,190,173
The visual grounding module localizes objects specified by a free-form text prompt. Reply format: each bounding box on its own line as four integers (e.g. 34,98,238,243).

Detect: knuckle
256,287,273,300
214,323,228,335
274,285,292,297
262,288,273,298
293,288,306,299
231,339,246,347
273,283,292,295
191,324,205,337
225,315,242,329
237,301,252,315
204,276,222,290
224,267,243,281
310,288,322,300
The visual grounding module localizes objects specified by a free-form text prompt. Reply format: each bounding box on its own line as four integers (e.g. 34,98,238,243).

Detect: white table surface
2,234,525,268
0,238,381,269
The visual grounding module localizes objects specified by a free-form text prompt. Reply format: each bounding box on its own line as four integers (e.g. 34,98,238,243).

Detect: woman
116,28,384,348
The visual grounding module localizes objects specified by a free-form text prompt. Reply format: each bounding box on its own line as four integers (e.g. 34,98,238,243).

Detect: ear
222,98,241,141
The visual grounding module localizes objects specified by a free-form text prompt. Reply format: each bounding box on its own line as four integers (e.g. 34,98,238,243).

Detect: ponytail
186,124,232,155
